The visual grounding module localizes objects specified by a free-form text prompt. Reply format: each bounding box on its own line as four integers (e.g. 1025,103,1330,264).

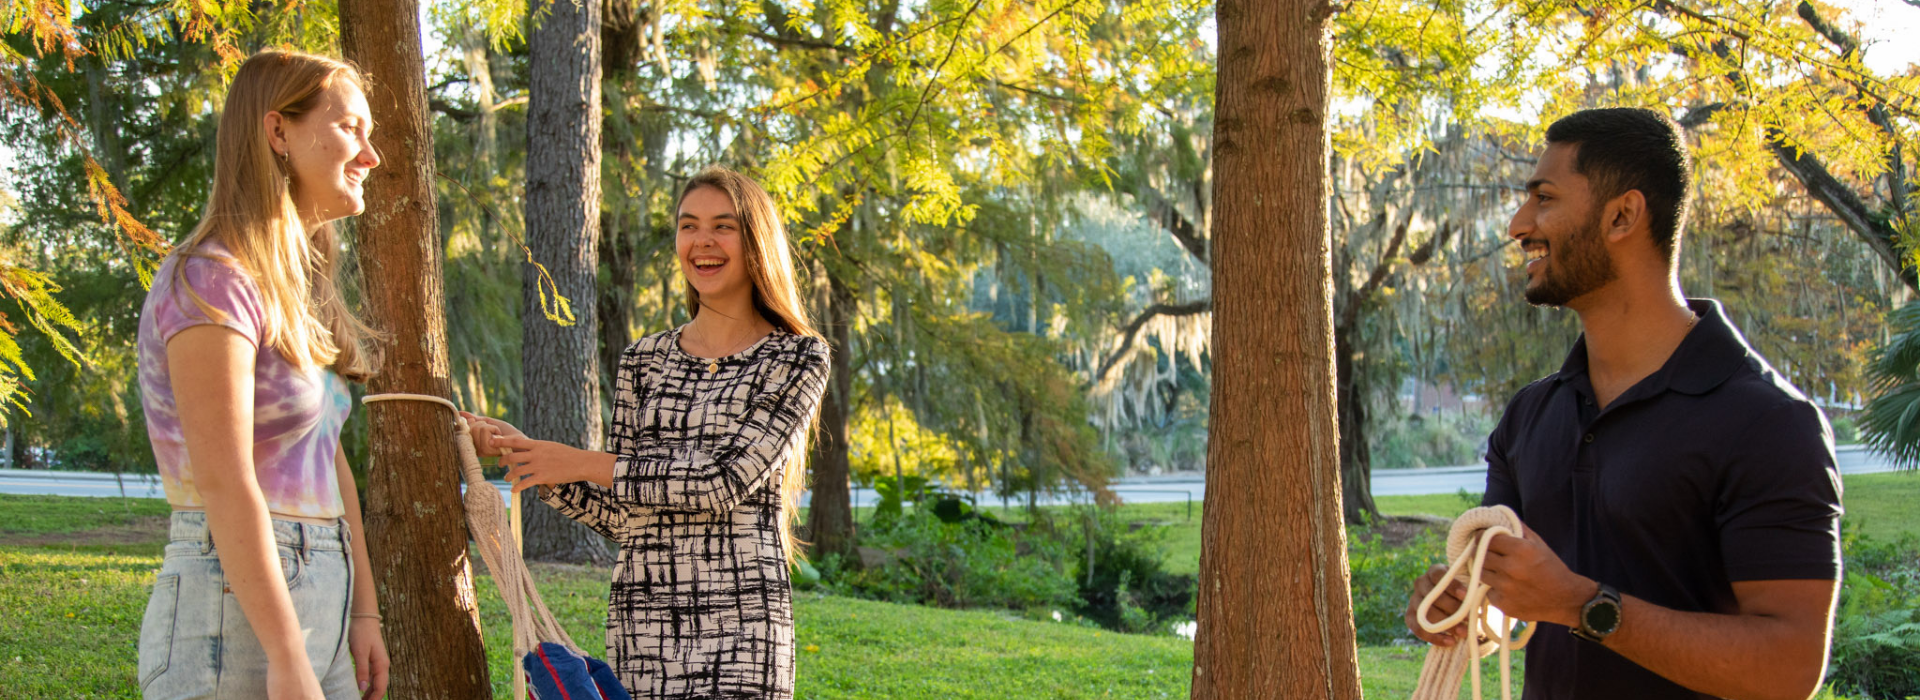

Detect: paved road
0,445,1904,506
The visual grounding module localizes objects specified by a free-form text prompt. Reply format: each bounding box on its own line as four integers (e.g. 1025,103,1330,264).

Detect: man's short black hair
1545,107,1693,263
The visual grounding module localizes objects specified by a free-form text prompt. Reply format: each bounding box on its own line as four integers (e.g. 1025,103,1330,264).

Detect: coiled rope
1410,505,1535,700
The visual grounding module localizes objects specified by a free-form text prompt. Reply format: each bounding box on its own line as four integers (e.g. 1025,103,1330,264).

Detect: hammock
363,393,630,700
1409,505,1536,700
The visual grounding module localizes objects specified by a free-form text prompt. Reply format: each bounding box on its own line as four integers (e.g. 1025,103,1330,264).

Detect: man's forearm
1602,588,1834,700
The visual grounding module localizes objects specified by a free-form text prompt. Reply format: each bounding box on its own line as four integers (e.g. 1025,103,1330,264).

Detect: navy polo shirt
1483,298,1843,700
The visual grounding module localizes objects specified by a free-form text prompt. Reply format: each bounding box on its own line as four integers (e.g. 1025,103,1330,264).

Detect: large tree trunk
1190,0,1362,697
339,1,492,696
521,0,612,564
805,270,856,558
1335,325,1378,523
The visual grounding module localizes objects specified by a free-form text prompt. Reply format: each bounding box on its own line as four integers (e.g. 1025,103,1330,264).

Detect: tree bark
1190,0,1362,697
338,1,492,696
805,270,856,558
521,0,613,564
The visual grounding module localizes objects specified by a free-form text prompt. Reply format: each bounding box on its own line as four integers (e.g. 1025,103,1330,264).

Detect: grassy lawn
4,472,1907,699
1837,471,1920,544
0,493,1441,699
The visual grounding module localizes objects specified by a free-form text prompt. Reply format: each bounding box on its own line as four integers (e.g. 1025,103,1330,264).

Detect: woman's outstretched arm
491,340,830,517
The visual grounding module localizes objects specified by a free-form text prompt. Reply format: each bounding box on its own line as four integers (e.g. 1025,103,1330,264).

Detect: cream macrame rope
362,393,579,699
1409,505,1536,700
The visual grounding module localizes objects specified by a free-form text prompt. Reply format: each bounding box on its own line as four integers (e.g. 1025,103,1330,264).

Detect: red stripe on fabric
535,647,575,700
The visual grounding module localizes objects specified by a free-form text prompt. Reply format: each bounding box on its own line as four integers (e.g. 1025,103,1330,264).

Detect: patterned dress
541,326,829,700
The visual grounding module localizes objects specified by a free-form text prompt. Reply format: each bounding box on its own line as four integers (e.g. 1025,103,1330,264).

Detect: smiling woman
462,165,830,700
135,50,390,700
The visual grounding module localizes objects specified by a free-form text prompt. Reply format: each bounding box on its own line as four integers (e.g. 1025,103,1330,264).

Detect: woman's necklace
688,316,767,374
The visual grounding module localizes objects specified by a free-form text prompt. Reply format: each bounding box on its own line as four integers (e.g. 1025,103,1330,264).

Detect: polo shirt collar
1552,298,1750,397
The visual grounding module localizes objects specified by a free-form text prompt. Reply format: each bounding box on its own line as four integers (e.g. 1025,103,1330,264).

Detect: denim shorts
138,511,360,699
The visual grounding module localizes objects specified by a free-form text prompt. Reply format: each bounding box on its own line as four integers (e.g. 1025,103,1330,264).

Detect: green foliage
1832,415,1860,445
831,505,1081,612
1346,524,1448,646
1863,300,1920,469
1371,409,1496,470
1827,528,1920,699
1060,506,1194,635
850,399,959,487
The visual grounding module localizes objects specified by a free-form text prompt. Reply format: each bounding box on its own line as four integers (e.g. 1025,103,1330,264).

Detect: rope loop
1409,505,1536,700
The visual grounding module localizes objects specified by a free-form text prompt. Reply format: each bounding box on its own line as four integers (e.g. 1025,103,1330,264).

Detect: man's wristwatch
1570,582,1622,643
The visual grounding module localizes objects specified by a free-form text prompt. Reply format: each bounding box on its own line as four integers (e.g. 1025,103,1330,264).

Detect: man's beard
1524,209,1617,307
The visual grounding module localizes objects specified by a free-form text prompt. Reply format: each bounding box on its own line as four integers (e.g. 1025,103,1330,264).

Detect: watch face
1586,600,1621,635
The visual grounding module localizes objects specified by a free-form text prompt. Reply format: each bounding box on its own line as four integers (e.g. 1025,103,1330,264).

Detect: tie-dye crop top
138,245,352,519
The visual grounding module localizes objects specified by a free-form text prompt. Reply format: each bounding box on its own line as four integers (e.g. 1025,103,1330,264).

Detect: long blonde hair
170,50,381,382
676,165,822,562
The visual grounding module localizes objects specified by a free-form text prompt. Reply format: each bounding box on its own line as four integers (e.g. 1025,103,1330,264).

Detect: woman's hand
459,411,525,458
349,618,389,700
491,435,618,493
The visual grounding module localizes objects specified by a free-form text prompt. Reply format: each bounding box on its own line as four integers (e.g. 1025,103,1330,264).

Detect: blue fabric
522,641,631,700
586,655,629,700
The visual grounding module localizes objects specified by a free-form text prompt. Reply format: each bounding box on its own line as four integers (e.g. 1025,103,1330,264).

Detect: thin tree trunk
598,0,643,403
1190,0,1362,697
806,270,856,557
521,0,612,564
339,1,491,696
1336,326,1378,523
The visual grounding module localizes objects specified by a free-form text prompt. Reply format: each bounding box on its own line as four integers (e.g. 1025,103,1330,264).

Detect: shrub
1058,507,1196,635
1347,524,1447,646
820,501,1198,636
1826,528,1920,699
834,507,1081,612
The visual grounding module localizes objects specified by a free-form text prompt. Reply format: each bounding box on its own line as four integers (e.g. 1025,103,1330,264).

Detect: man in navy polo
1403,107,1843,700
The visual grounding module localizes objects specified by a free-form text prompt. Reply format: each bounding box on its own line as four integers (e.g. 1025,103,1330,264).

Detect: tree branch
745,30,851,52
1794,1,1910,219
1340,221,1410,334
1091,299,1211,384
1795,1,1858,57
1652,5,1918,292
1767,127,1919,290
1139,185,1208,265
1677,102,1727,129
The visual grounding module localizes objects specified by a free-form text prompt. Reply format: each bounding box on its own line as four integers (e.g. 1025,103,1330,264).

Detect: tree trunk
338,1,492,696
1190,0,1362,697
521,0,612,565
597,0,643,402
805,270,856,558
1335,325,1378,523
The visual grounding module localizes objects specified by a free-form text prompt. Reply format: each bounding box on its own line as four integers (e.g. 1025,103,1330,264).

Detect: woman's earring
279,149,291,189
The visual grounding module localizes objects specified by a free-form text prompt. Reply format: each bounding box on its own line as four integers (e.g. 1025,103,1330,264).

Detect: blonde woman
136,51,389,700
464,165,830,699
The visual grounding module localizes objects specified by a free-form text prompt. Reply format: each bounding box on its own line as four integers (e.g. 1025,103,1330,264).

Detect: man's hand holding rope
1478,521,1596,630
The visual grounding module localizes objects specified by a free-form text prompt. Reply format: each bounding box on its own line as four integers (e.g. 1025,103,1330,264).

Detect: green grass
0,494,171,535
0,537,1478,700
4,476,1907,700
1838,471,1920,544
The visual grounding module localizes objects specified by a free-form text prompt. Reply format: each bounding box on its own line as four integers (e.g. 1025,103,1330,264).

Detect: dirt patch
1367,514,1449,549
2,515,171,547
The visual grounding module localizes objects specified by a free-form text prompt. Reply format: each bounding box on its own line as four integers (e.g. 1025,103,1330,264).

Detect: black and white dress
541,326,829,699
